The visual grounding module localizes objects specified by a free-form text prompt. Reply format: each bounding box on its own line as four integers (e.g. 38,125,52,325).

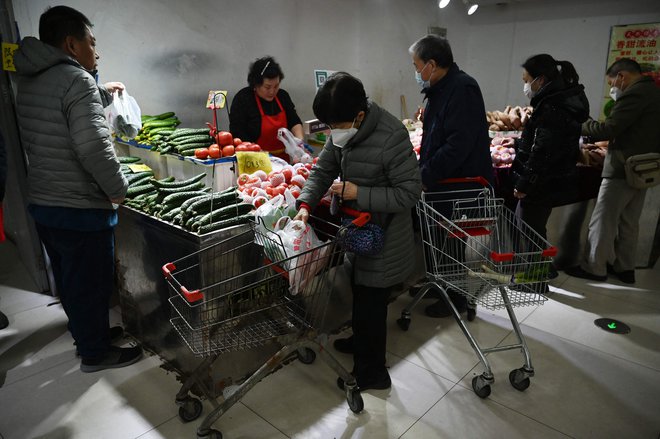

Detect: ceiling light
462,0,479,15
438,0,451,8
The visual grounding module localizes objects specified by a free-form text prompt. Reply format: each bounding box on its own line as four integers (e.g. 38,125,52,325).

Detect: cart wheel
471,376,491,399
509,368,531,391
297,347,316,364
467,307,476,322
347,388,364,413
197,428,222,439
178,397,203,423
397,316,411,331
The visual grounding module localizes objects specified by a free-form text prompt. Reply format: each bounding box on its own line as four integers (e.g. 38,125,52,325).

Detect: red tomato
247,143,261,152
233,137,242,146
281,168,293,183
235,143,249,152
296,167,310,179
237,174,250,186
217,131,233,146
222,145,235,157
208,145,221,159
194,148,209,160
289,187,301,198
253,196,268,208
304,163,313,170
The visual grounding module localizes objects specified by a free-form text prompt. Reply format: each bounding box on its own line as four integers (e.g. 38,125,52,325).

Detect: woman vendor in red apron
229,56,304,162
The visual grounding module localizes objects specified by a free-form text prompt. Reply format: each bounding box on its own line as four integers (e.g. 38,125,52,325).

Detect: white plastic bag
106,90,142,138
272,217,329,295
277,128,312,164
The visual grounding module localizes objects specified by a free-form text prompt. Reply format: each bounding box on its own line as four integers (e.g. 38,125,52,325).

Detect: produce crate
166,155,237,191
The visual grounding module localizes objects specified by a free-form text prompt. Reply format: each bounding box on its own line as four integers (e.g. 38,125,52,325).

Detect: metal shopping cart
162,217,362,439
397,177,556,398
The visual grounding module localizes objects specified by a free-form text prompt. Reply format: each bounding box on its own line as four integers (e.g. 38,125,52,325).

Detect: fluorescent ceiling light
467,3,479,15
439,0,451,8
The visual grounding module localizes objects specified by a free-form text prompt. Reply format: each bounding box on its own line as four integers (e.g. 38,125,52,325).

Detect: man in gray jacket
13,6,141,371
566,58,660,284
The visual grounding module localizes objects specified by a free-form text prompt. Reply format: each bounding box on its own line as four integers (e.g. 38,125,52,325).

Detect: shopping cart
397,177,556,398
162,216,363,439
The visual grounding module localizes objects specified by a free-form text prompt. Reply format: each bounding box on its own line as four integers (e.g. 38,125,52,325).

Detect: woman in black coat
505,54,590,247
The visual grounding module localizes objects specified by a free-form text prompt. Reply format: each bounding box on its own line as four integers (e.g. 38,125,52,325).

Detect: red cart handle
439,176,491,188
319,198,371,227
162,262,176,280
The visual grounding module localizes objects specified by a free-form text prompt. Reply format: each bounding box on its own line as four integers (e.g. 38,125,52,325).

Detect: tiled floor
1,238,659,439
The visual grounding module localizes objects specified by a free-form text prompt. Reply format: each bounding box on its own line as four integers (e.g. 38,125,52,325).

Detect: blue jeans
35,223,115,358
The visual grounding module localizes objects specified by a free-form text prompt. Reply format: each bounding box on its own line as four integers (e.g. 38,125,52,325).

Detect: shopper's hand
104,82,125,94
331,181,358,200
513,189,526,199
414,106,424,122
294,207,309,224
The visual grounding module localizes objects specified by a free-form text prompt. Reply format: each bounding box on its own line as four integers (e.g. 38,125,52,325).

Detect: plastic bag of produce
105,90,142,138
277,128,312,164
271,217,329,295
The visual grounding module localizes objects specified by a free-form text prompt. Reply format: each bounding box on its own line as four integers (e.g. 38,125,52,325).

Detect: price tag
127,163,152,173
2,42,18,72
206,90,227,109
236,151,272,175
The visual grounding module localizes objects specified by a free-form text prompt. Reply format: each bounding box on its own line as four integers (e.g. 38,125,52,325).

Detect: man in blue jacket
409,35,492,318
14,6,141,371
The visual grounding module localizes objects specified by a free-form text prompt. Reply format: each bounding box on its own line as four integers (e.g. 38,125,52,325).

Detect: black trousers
351,278,390,377
515,199,553,242
35,223,115,358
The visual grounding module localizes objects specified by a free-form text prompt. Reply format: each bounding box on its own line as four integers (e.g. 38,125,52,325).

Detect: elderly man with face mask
565,58,660,284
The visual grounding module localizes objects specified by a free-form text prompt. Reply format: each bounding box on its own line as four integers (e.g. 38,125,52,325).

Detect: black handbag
337,219,387,256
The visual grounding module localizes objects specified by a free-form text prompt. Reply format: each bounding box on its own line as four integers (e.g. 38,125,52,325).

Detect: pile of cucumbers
133,112,214,156
119,156,252,234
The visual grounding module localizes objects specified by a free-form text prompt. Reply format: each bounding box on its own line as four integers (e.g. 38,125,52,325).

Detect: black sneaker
80,345,143,373
75,326,125,357
564,266,607,282
615,270,635,284
333,336,354,354
337,369,391,391
425,295,467,318
408,284,441,299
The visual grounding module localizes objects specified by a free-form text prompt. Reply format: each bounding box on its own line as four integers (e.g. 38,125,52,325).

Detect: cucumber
151,173,207,189
162,190,212,207
156,181,206,197
180,194,214,213
161,207,182,222
143,119,180,129
197,214,253,235
173,135,214,146
194,202,253,230
118,156,142,164
188,191,239,215
126,171,154,184
168,128,211,140
126,183,156,198
129,176,153,188
155,111,176,120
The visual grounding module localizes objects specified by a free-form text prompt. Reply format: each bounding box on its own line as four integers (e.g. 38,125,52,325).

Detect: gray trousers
581,177,647,276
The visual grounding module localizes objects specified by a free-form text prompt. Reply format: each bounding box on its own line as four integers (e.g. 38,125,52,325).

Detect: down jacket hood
14,36,83,77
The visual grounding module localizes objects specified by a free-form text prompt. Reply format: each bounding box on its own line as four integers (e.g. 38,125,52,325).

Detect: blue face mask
415,63,431,89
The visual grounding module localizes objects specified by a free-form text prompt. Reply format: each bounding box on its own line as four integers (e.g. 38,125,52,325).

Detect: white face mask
331,119,358,148
523,77,539,100
609,75,622,101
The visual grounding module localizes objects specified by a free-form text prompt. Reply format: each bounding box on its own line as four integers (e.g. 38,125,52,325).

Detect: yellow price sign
236,151,272,175
206,90,227,109
127,163,152,173
2,42,18,72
